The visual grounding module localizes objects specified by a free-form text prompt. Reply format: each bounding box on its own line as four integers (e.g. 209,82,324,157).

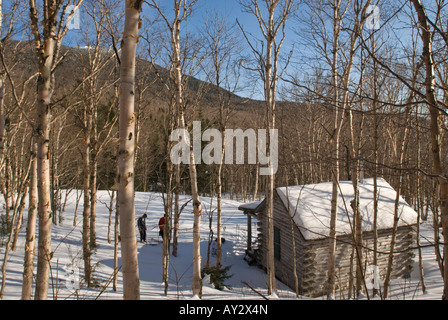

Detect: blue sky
4,0,416,101
61,0,272,99
58,0,411,101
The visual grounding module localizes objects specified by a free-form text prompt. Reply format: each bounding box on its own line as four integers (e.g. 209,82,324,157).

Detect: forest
0,0,447,301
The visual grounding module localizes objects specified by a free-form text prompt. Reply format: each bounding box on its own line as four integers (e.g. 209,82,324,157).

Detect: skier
158,216,165,240
138,214,147,243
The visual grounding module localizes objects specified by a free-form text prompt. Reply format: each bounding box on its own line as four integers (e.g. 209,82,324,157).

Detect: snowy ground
0,190,444,300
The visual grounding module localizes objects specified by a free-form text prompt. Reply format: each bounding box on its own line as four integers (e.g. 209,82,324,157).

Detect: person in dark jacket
138,214,147,243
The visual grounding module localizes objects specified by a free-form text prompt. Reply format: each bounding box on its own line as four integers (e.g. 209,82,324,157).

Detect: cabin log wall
256,191,415,297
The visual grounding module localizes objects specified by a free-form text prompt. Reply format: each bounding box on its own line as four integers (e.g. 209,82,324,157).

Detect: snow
0,191,296,300
276,178,419,241
0,188,444,300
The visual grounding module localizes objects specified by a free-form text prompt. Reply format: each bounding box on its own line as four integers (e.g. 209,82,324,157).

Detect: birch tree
202,12,241,270
344,1,373,297
149,0,203,297
290,0,376,298
289,0,346,298
75,0,119,285
326,0,345,299
29,0,83,300
118,0,143,300
238,0,295,296
22,140,37,299
0,2,38,300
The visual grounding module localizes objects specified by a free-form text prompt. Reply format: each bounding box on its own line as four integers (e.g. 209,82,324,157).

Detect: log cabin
238,178,418,297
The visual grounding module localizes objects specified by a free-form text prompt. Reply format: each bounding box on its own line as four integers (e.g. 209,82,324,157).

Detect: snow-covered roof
276,178,418,241
238,201,262,212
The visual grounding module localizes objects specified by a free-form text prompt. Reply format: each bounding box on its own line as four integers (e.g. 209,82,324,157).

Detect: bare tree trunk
239,0,294,296
253,164,259,200
264,3,277,295
29,0,84,300
202,13,242,270
90,113,98,248
370,31,380,298
383,120,408,299
216,159,224,269
82,106,92,286
0,187,21,298
173,13,203,293
33,30,55,302
22,139,38,300
107,191,116,244
411,0,448,300
340,1,372,298
0,135,31,298
113,146,120,292
415,107,426,293
117,0,143,300
0,0,5,162
73,189,81,227
0,74,5,160
11,185,28,251
113,199,119,292
162,161,172,295
327,0,342,299
172,163,180,257
189,149,203,297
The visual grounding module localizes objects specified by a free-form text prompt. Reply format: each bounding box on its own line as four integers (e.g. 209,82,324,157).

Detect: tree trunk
415,107,426,293
216,160,223,269
29,0,84,300
113,189,119,292
383,122,408,299
263,0,279,297
117,0,143,300
82,106,92,286
162,164,172,295
327,0,342,299
90,113,98,248
411,0,448,300
172,163,180,257
216,96,226,270
0,186,21,298
0,0,5,163
189,149,203,297
22,139,38,300
34,41,54,301
371,31,380,298
0,73,5,160
113,147,120,292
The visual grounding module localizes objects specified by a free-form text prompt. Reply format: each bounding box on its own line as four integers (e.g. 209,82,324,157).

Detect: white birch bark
22,140,38,300
118,0,143,300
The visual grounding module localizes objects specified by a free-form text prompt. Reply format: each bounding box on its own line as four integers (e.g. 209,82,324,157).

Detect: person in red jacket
158,216,166,239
